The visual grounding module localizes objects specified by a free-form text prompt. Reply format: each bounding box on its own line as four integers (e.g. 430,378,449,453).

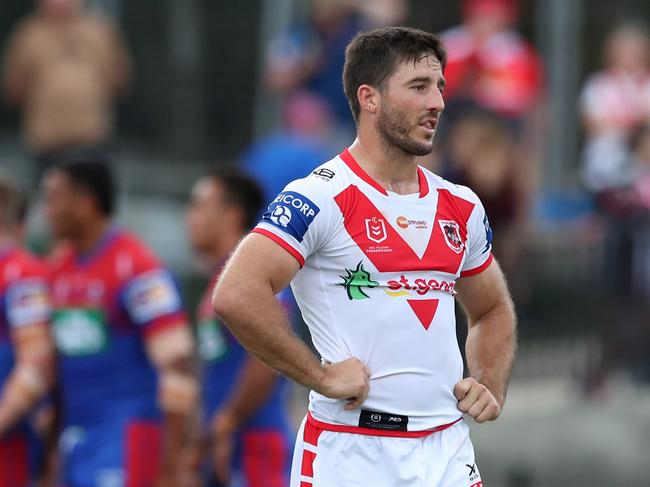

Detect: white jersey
253,149,493,434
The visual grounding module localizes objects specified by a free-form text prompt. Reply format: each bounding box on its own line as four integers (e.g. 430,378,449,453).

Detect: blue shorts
60,419,160,487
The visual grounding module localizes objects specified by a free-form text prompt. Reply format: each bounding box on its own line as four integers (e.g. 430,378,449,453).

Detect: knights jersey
252,149,494,432
49,229,187,427
0,247,50,415
197,272,291,430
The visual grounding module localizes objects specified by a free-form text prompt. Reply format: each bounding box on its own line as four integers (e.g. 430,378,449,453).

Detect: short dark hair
343,26,447,122
55,160,115,216
0,170,27,229
209,169,264,231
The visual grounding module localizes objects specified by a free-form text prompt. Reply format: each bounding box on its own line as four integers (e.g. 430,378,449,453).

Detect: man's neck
72,218,111,255
348,128,421,195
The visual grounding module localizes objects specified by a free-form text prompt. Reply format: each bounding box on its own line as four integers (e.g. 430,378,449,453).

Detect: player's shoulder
5,248,49,279
111,229,162,272
278,154,349,203
420,166,481,204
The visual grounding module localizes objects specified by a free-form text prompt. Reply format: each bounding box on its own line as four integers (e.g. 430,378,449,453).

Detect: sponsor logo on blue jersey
261,191,320,242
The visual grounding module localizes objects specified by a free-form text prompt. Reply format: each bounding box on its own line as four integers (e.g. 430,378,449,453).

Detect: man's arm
145,325,200,485
212,233,370,409
0,324,55,437
210,355,279,483
454,259,517,423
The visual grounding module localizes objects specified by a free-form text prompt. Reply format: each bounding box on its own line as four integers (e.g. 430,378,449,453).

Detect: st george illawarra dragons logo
439,220,464,254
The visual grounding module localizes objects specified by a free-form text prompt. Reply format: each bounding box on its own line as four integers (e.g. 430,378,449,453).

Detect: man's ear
357,84,380,115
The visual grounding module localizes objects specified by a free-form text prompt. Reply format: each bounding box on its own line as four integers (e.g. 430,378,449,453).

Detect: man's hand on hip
316,358,371,410
454,377,501,423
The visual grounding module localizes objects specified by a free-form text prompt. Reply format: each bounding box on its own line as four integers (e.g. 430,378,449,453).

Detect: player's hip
290,414,482,487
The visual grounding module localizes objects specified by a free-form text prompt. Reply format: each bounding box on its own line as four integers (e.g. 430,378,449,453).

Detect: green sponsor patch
52,309,109,356
197,318,228,363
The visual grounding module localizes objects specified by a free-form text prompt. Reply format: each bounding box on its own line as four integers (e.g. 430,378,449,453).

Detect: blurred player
214,27,516,487
186,170,292,487
42,160,198,487
0,171,55,486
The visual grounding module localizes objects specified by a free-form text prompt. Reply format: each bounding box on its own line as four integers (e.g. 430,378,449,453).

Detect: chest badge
439,220,464,254
365,217,387,244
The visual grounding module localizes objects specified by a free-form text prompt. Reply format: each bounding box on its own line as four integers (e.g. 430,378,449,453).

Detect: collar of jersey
339,148,430,199
74,226,120,266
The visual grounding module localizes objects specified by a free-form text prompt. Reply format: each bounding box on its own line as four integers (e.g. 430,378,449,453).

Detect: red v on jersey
333,185,476,275
407,299,439,330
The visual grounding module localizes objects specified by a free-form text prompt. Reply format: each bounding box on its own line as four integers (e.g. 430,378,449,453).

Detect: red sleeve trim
460,252,494,277
307,412,462,438
251,228,305,268
142,313,188,338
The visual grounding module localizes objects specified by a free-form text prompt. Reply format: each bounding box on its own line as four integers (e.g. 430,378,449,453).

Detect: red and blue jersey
0,247,50,392
197,273,291,431
50,228,187,427
0,247,51,486
198,273,292,487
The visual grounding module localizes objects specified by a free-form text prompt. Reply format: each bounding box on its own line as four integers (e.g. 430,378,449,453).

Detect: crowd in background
1,0,650,485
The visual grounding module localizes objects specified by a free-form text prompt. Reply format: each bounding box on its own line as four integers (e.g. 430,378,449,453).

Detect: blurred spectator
440,0,544,247
241,91,335,206
2,0,131,175
0,170,55,486
580,21,650,193
441,0,543,132
443,111,530,278
42,161,198,486
186,169,292,487
263,0,408,132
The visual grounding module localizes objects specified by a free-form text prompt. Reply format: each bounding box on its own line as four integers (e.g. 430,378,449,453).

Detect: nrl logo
439,220,464,253
338,262,379,300
365,217,387,243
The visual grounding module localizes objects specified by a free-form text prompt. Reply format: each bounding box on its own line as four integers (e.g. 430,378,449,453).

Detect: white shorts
290,414,482,487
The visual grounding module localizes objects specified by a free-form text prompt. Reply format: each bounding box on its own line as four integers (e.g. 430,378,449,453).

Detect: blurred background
2,1,650,486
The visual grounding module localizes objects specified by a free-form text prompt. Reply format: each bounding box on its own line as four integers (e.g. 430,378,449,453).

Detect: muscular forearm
465,302,517,407
214,281,325,393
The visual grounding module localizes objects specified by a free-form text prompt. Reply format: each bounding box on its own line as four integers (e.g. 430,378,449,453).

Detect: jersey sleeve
6,261,51,330
251,176,334,267
120,243,187,336
460,191,494,277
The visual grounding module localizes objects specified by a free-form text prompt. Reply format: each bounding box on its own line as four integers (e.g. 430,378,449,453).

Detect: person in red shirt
442,0,543,122
0,171,55,486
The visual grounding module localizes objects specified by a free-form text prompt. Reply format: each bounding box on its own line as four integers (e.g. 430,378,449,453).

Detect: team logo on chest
365,217,387,243
439,220,464,254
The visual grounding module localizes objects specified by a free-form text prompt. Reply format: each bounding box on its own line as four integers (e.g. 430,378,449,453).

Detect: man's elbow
211,282,239,322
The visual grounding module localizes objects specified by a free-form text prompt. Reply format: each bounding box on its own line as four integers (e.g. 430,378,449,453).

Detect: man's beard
376,102,435,157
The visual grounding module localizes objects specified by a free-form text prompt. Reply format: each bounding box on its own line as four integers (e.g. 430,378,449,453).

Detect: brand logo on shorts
338,262,378,300
359,409,409,431
365,217,387,243
439,220,464,253
467,463,481,484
